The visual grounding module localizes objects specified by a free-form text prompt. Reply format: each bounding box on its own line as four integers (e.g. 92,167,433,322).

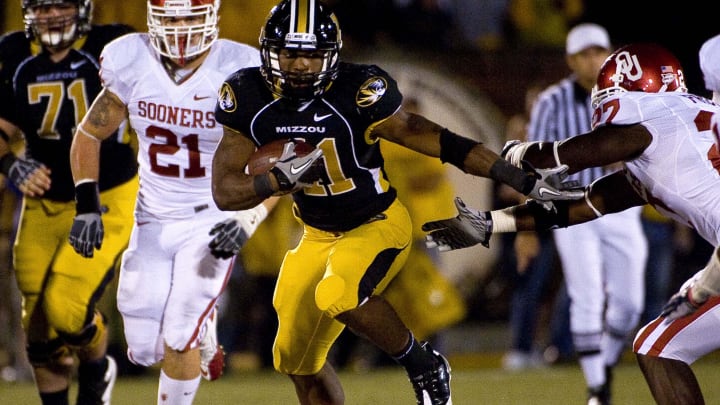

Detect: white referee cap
566,23,611,55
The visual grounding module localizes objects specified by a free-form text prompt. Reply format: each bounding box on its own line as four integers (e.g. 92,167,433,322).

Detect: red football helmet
591,43,687,108
147,0,219,63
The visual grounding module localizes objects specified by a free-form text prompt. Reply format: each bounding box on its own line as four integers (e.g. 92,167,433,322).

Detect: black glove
69,213,104,258
422,197,493,251
68,182,103,258
0,153,45,190
208,217,249,259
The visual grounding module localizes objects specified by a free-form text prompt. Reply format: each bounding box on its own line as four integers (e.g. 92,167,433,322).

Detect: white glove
422,197,493,251
271,141,324,191
523,161,584,202
661,271,708,323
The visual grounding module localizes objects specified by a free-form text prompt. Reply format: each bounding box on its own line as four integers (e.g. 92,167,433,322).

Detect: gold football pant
273,198,411,375
13,176,137,349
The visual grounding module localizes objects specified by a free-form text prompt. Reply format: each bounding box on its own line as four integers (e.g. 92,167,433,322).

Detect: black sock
40,387,70,405
391,333,434,376
79,356,108,377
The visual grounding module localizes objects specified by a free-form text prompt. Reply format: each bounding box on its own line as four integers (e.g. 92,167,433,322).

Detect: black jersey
215,62,403,232
0,25,137,202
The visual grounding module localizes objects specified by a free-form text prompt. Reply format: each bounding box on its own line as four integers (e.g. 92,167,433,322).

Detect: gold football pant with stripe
13,176,137,359
273,198,411,375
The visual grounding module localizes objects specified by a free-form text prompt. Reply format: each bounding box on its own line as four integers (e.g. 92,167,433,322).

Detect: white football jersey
593,91,720,245
99,34,259,220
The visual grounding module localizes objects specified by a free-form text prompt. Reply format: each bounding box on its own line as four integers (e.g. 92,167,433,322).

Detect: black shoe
76,355,117,405
587,382,610,405
408,343,452,405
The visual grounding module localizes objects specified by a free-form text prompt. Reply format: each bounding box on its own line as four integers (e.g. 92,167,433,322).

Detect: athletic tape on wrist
552,141,562,166
490,208,517,233
584,189,603,218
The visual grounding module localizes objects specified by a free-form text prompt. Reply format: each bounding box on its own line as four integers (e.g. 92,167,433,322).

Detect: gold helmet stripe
290,0,315,34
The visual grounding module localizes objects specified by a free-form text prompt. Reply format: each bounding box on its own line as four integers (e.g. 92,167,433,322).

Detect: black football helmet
259,0,342,100
591,43,687,108
23,0,92,49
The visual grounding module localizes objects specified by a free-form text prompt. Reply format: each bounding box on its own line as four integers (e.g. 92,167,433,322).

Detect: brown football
246,139,315,175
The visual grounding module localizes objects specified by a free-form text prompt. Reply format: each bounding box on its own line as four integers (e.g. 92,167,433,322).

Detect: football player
67,0,273,403
0,1,135,403
210,1,582,404
422,43,720,405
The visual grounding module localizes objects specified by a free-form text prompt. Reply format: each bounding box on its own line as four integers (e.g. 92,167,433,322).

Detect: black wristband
253,173,275,199
0,152,17,176
75,181,101,214
269,167,293,191
489,159,535,195
0,128,9,142
439,128,480,170
527,199,570,229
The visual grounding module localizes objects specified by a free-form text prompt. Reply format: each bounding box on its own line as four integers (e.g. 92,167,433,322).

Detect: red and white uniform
594,91,720,364
99,33,260,366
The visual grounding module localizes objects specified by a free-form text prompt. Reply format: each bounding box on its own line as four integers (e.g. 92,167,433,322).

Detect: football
246,139,315,175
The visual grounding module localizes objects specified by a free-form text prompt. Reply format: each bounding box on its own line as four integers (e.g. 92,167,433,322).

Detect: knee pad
56,311,105,350
27,338,74,373
315,274,346,314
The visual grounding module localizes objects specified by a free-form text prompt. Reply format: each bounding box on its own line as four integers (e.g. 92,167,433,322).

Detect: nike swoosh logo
137,221,150,226
194,94,211,101
70,60,86,70
290,159,313,175
313,113,332,122
537,187,561,198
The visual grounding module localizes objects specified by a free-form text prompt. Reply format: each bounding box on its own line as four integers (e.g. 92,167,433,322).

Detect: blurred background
0,0,716,384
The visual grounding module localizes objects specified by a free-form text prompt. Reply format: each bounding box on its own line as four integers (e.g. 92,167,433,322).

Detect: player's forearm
212,171,268,211
70,130,101,183
492,195,601,232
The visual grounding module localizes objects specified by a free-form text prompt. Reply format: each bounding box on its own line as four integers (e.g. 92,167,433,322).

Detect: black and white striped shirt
527,76,609,186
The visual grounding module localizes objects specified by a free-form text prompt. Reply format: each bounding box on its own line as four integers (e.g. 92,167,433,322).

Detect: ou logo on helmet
612,51,642,84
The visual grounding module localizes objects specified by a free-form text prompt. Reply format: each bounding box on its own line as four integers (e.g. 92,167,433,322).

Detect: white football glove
522,161,584,202
661,270,709,323
422,197,493,251
271,141,324,191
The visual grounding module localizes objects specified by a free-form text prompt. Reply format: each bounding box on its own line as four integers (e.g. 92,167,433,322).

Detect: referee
526,23,649,405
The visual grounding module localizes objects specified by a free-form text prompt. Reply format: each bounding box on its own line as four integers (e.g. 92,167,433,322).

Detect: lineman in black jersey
212,1,582,404
0,1,137,403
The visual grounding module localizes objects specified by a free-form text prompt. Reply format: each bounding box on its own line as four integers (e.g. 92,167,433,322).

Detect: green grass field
3,357,720,404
